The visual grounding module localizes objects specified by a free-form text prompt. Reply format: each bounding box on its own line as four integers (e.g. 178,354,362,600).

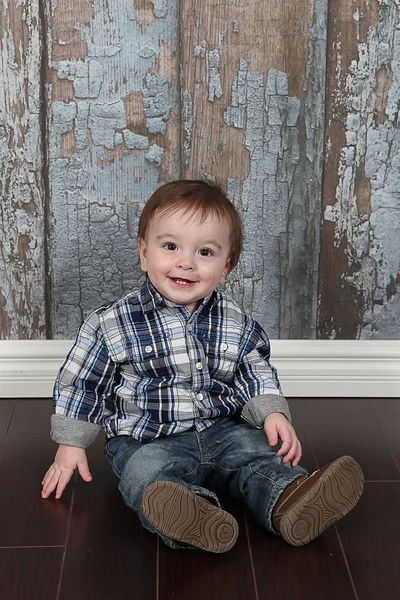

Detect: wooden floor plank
369,399,400,475
0,399,15,454
0,399,72,546
337,482,400,600
159,495,257,600
247,519,357,600
157,400,317,600
58,434,157,600
2,398,399,600
0,547,64,600
298,399,399,481
247,399,356,600
288,398,318,473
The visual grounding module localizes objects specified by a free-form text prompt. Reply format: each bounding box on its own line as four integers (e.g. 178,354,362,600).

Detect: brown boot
272,455,364,546
142,481,239,553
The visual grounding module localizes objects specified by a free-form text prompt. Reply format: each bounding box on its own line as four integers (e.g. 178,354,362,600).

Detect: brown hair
138,180,243,270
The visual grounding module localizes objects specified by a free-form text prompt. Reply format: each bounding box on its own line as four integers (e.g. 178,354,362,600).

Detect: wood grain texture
0,399,15,453
0,548,64,600
1,398,399,599
369,398,400,475
247,519,357,600
59,434,157,600
336,482,400,600
159,496,257,600
287,398,318,473
0,400,72,546
1,1,399,342
181,0,328,339
298,398,400,481
0,1,46,339
47,0,181,337
318,0,400,340
247,397,357,600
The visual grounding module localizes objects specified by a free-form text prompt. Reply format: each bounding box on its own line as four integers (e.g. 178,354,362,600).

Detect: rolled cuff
50,414,101,449
241,393,292,428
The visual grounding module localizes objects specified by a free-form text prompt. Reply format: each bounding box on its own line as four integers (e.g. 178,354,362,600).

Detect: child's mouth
169,277,196,287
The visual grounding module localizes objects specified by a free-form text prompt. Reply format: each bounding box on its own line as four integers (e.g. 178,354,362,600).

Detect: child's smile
138,208,231,313
169,277,197,287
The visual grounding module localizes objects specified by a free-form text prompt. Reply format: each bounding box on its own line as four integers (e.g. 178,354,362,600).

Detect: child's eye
163,242,177,251
199,248,213,257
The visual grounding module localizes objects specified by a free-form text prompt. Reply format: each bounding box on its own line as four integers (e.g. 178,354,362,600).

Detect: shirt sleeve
53,309,117,437
234,317,292,426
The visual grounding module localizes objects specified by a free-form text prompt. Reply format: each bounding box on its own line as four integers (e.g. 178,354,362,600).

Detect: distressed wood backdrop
1,0,399,340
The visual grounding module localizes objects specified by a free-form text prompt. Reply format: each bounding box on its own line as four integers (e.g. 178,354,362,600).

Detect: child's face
138,208,231,313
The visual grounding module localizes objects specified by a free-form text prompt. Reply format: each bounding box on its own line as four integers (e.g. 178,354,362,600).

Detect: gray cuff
241,393,292,428
50,414,101,449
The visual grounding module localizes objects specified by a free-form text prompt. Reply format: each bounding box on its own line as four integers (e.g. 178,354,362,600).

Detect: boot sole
279,455,364,546
141,481,239,553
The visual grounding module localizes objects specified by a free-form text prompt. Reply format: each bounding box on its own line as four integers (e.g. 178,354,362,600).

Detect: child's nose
176,253,195,270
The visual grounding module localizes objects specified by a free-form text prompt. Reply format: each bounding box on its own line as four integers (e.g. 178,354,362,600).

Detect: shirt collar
138,277,220,315
139,278,166,313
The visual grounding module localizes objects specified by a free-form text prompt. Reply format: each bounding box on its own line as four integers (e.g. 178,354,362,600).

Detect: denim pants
104,416,307,549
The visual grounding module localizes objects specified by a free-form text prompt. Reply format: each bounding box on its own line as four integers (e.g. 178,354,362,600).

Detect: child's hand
264,412,302,466
41,444,92,499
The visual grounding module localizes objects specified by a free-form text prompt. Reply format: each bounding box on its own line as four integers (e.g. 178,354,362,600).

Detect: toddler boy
42,180,364,553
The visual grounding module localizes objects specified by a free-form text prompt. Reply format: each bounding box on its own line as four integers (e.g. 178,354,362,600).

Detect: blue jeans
104,416,307,549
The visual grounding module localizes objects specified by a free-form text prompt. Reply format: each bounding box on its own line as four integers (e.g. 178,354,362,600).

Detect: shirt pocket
206,340,239,382
126,334,171,379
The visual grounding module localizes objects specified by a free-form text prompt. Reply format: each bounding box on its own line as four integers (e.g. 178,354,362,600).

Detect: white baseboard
0,340,399,398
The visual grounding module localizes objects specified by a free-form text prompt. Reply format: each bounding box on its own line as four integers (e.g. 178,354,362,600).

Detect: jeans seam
249,463,280,486
196,430,210,464
104,446,122,478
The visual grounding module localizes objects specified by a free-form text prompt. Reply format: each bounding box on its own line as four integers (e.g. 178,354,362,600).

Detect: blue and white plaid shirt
54,279,283,443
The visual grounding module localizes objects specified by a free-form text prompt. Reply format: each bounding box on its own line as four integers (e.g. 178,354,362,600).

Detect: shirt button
145,345,153,353
196,362,203,370
221,343,229,351
187,324,192,332
196,393,203,401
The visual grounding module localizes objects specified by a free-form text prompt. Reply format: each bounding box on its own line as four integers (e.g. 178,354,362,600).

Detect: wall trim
0,340,399,398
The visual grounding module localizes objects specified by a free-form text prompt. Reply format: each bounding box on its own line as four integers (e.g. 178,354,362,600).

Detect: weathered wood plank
181,0,328,338
47,0,181,337
0,1,46,339
318,0,400,339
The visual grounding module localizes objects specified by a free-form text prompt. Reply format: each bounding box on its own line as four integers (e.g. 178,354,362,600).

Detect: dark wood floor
0,398,399,600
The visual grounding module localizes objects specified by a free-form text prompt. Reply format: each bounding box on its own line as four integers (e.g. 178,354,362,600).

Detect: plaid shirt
54,279,282,442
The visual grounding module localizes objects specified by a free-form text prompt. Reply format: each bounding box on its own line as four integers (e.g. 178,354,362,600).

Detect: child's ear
219,260,231,284
138,238,148,272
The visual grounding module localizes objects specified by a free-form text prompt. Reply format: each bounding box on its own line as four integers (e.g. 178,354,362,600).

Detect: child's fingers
41,477,58,498
277,434,292,456
281,439,303,466
41,465,59,497
292,440,302,466
41,465,72,499
55,469,73,500
280,441,295,463
77,460,93,483
41,464,55,488
282,439,299,464
264,421,278,446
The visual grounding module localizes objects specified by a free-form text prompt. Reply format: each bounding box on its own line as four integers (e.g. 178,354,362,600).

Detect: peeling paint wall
0,0,47,339
182,0,327,338
48,0,180,336
319,0,400,339
1,0,400,341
